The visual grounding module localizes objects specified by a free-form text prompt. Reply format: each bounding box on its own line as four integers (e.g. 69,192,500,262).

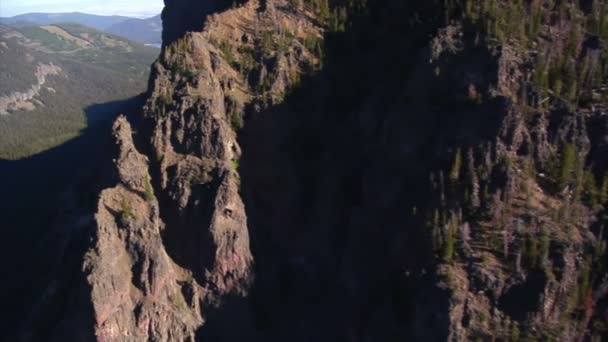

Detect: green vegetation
120,198,135,222
219,40,237,67
511,323,521,342
277,31,295,54
305,0,331,24
16,26,79,51
225,95,244,131
540,228,550,266
454,0,608,110
167,35,193,56
524,234,539,269
232,160,240,172
442,213,458,262
601,174,608,205
559,144,578,191
157,87,175,110
258,30,296,57
587,0,608,39
230,110,244,131
578,261,592,308
237,45,256,75
303,34,323,60
0,24,158,160
449,148,463,185
144,175,154,202
583,171,601,207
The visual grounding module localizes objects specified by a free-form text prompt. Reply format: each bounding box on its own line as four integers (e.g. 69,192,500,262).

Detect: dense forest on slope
0,24,158,159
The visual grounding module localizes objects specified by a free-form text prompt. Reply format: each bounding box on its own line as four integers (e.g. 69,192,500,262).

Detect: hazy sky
0,0,164,18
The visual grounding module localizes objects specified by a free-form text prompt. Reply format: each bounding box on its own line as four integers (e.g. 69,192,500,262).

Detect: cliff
69,0,321,340
14,0,608,341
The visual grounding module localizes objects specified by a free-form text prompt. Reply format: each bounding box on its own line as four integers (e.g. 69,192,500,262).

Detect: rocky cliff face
15,0,608,341
84,116,202,341
71,0,323,340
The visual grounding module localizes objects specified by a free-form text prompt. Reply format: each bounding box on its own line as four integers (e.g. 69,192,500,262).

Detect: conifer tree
450,148,462,185
559,144,577,191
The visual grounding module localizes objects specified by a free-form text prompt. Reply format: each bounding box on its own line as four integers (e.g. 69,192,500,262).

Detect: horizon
0,0,163,19
0,11,161,20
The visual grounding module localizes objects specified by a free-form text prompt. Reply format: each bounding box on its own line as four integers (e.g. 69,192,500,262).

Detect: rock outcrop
0,62,61,115
77,0,322,339
84,116,202,341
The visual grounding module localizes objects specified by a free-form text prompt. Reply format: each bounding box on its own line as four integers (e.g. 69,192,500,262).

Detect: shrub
260,31,275,57
583,171,600,207
120,198,135,222
144,176,154,202
558,144,577,191
600,173,608,205
237,45,256,75
219,40,237,67
450,148,462,185
230,110,244,131
443,214,458,262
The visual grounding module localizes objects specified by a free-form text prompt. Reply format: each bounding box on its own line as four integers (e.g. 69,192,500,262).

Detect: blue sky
0,0,164,18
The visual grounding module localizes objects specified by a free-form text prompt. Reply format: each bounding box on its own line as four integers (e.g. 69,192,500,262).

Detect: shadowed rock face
141,1,608,340
161,0,239,45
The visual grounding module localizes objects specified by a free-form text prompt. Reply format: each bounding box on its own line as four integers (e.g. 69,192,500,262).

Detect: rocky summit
7,0,608,341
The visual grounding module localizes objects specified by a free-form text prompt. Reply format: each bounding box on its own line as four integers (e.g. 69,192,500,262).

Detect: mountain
106,14,162,46
0,12,130,31
0,12,163,45
0,23,158,159
5,0,608,341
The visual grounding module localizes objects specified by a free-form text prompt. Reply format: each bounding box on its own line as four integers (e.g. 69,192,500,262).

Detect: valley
0,23,158,160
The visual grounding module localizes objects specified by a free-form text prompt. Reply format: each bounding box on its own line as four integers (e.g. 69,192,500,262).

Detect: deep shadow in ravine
0,95,145,341
193,0,511,339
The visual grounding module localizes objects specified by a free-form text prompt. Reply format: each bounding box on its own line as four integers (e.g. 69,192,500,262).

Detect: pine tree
511,322,521,342
145,175,154,202
601,173,608,205
525,235,539,269
540,227,550,266
443,212,457,263
559,144,577,191
443,223,456,263
467,148,480,208
450,148,462,185
583,170,600,207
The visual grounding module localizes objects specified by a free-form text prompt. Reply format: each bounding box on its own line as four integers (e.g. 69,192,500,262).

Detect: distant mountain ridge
106,15,162,46
0,12,130,31
0,12,162,45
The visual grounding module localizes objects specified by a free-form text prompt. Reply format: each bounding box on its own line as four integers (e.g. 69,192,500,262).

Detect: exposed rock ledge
84,116,202,341
0,62,61,115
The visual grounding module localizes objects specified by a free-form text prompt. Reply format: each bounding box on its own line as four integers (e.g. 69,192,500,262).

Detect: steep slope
13,0,608,341
21,1,320,340
139,0,608,340
82,116,203,341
